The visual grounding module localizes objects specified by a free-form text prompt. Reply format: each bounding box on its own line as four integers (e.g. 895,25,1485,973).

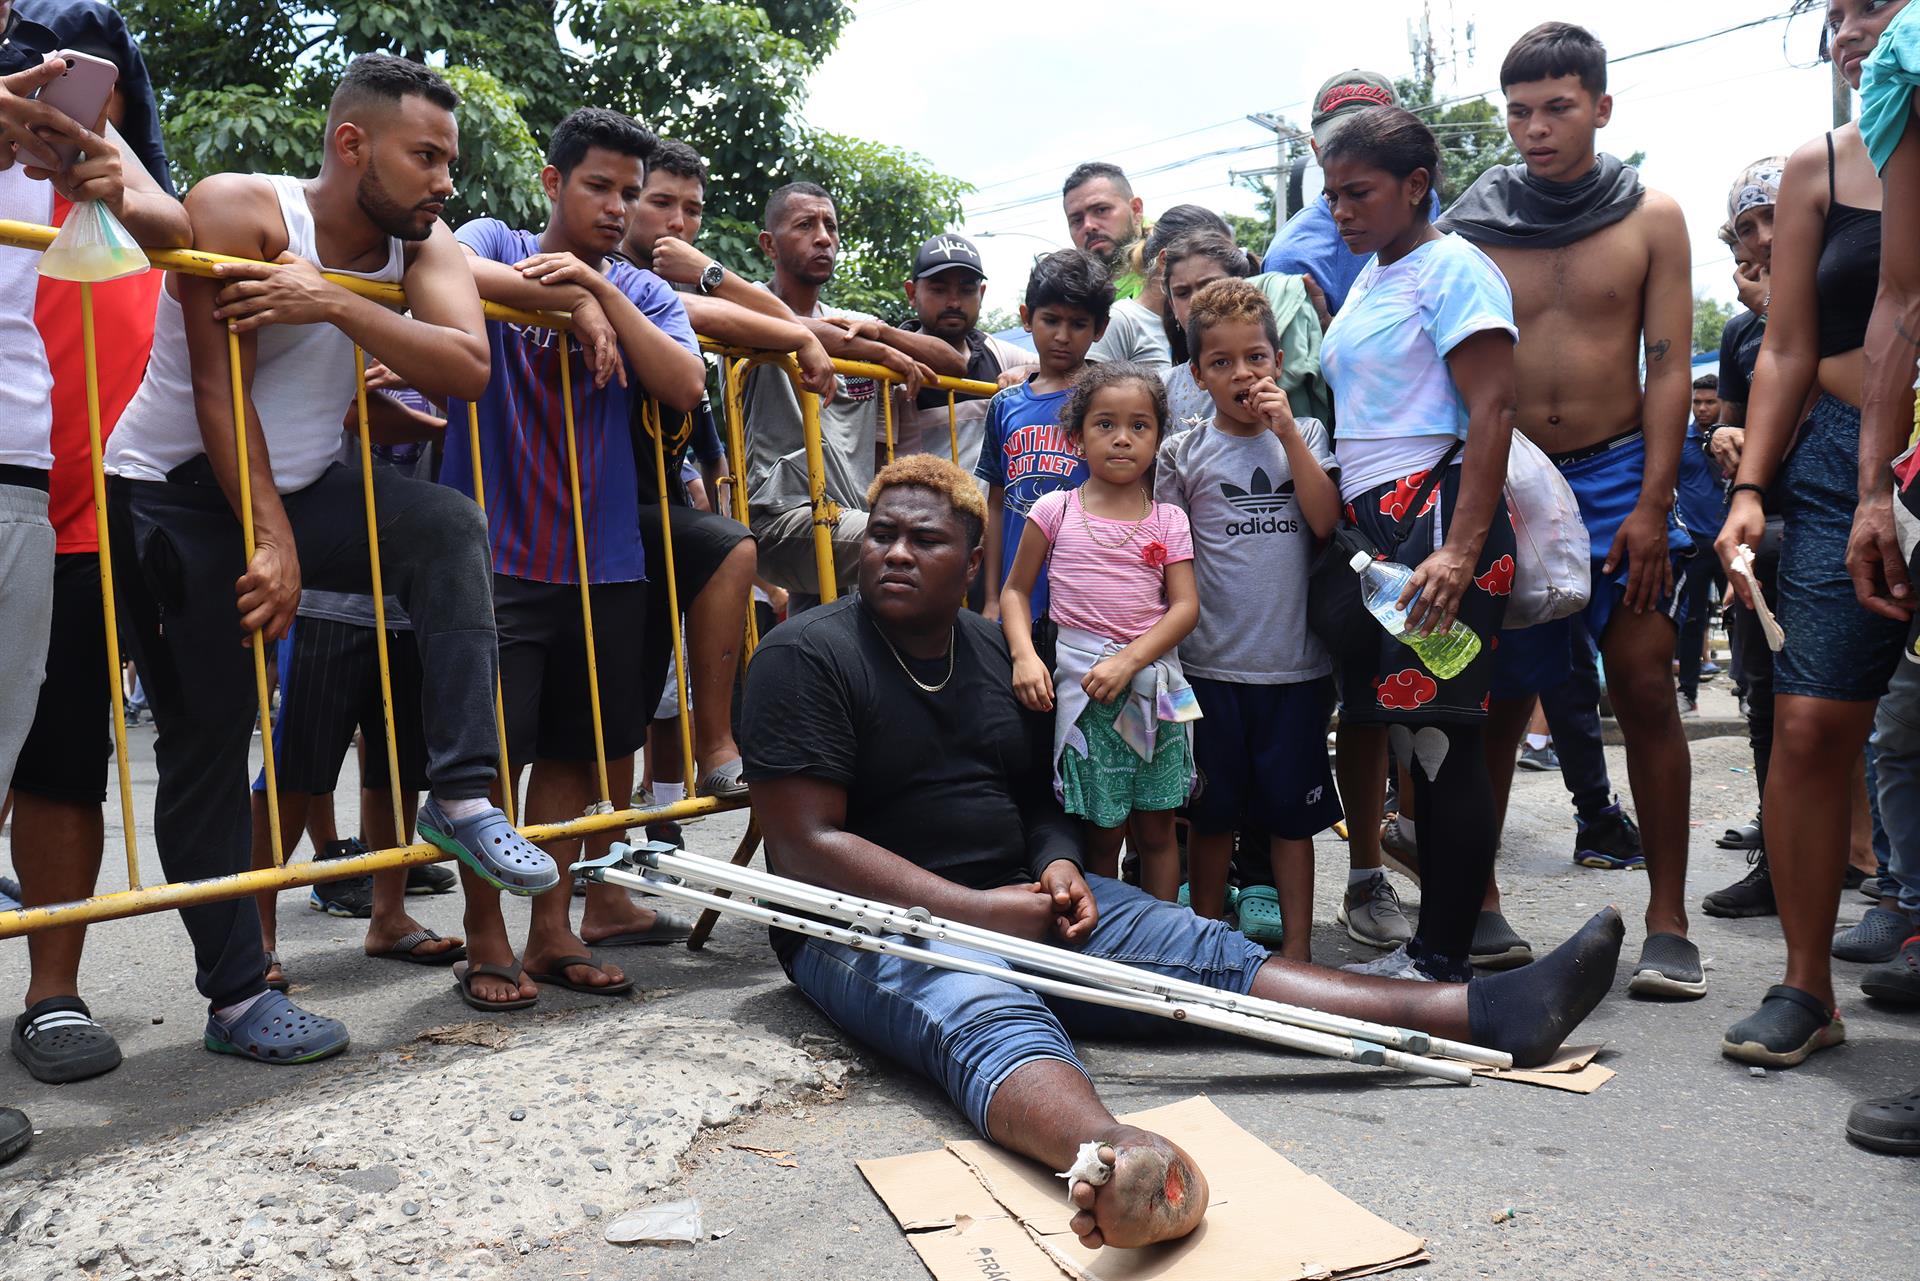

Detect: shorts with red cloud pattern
1334,459,1515,727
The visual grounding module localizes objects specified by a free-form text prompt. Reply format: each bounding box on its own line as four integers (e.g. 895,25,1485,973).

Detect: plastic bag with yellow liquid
38,199,150,282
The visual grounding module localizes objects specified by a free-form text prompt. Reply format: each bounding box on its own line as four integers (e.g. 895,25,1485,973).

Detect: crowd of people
0,1,1916,1234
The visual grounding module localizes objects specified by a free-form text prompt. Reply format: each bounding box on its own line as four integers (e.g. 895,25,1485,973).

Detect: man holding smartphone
0,45,187,1154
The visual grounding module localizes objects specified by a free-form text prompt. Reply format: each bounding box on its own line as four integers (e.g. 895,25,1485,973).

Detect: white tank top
0,165,54,471
107,175,404,493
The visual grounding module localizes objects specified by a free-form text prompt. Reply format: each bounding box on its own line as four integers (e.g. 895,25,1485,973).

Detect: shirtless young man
1440,22,1702,998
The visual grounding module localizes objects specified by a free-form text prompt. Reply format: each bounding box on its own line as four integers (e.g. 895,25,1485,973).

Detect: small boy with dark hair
1156,279,1350,960
975,249,1114,621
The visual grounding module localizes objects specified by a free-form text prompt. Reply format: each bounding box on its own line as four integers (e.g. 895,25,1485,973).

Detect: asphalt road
2,679,1916,1280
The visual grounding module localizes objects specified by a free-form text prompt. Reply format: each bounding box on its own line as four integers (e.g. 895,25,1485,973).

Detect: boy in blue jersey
445,108,706,1011
976,250,1113,625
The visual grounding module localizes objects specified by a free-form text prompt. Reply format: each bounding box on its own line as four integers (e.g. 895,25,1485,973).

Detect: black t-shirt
740,595,1081,895
1718,309,1766,408
898,321,1009,411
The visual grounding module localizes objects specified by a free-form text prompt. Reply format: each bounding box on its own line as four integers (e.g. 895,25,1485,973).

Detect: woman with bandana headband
1713,0,1913,1072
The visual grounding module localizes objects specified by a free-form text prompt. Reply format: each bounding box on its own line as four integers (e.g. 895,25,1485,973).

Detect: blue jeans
1868,659,1920,918
780,875,1270,1135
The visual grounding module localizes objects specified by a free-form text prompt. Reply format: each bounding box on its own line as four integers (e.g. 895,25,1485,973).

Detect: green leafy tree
122,2,965,319
1222,211,1272,258
1694,292,1736,356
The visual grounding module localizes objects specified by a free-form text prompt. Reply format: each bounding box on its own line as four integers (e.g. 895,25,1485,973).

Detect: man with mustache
896,232,1030,472
440,107,707,1010
104,55,553,1060
742,182,965,605
1062,161,1144,292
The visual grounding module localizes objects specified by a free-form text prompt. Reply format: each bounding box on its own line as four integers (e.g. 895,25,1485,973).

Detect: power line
961,10,1802,227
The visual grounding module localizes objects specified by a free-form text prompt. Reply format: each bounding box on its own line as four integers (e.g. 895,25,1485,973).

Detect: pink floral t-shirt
1028,488,1193,644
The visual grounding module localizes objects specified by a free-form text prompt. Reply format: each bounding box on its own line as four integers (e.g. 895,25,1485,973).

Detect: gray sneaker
1337,873,1413,948
1340,943,1434,982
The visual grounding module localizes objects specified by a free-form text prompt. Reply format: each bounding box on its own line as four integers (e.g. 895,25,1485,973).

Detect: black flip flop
372,928,468,967
1717,819,1763,850
453,960,537,1011
11,996,122,1085
525,954,633,996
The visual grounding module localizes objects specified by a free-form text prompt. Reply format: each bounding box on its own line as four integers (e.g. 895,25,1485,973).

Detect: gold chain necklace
876,624,956,693
1076,486,1151,550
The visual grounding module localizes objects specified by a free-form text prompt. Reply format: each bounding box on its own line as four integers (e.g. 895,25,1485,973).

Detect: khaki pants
750,504,867,604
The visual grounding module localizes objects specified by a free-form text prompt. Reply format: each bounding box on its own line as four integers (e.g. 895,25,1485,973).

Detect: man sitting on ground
740,454,1625,1251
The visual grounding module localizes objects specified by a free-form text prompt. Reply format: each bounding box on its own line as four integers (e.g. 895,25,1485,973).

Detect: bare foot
264,956,285,988
364,913,462,960
462,928,536,1005
525,926,627,989
1067,1126,1209,1250
580,886,665,946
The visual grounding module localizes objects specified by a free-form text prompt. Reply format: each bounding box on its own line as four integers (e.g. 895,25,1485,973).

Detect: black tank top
1818,132,1880,358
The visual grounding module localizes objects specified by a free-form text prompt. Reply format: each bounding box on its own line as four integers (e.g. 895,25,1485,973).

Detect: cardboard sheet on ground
1469,1043,1614,1094
859,1096,1428,1281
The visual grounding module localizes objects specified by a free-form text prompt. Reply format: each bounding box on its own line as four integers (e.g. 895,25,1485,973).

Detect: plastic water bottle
1349,551,1482,680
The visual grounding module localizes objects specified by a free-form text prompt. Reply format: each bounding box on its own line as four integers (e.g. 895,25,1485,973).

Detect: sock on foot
1468,908,1623,1067
1348,868,1380,888
436,795,491,821
654,781,687,805
1525,733,1550,751
213,991,269,1024
1399,817,1416,843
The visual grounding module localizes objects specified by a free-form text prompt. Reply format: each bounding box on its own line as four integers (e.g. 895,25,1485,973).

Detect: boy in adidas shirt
1155,281,1345,960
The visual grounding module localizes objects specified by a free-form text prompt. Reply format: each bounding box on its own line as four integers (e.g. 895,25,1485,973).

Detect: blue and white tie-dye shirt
1321,233,1515,444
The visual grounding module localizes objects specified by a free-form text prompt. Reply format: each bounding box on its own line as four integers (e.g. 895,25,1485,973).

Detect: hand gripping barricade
577,842,1512,1085
0,208,997,943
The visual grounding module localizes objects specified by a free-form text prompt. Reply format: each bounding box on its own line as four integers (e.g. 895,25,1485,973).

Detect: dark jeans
1675,533,1717,700
1537,629,1614,820
109,462,500,1009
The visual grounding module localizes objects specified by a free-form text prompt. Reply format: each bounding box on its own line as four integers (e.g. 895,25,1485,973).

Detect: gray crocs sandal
1832,907,1913,964
416,799,559,896
696,757,749,800
1721,984,1844,1068
12,996,122,1084
1846,1088,1920,1156
203,991,350,1065
1628,932,1707,999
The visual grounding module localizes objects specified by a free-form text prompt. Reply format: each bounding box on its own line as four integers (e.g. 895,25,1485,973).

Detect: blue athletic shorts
1490,430,1697,698
1186,676,1343,838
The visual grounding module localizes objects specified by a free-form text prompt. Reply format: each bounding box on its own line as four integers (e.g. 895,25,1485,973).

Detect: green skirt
1058,695,1193,829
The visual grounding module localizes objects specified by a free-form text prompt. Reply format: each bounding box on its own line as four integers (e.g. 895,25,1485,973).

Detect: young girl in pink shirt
999,364,1199,900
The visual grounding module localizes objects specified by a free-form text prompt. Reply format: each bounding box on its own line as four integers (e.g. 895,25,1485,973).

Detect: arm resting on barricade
681,293,835,402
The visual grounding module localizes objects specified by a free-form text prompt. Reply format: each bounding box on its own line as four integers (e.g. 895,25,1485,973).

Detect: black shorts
259,613,430,795
1336,463,1515,726
13,553,112,805
636,503,752,717
1186,676,1342,839
496,573,649,763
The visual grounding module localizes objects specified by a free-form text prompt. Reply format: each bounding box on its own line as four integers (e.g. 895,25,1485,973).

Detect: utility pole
1245,112,1303,233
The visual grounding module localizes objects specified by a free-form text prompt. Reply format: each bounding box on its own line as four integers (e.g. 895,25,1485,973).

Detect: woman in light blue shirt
1318,107,1520,984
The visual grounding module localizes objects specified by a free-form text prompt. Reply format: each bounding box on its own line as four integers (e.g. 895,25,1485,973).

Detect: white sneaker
1339,943,1434,981
1337,873,1413,948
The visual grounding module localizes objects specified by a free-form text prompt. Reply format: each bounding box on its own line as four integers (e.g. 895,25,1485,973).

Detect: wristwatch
698,262,725,296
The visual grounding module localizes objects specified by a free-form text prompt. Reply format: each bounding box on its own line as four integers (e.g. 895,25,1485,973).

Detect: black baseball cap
912,233,985,281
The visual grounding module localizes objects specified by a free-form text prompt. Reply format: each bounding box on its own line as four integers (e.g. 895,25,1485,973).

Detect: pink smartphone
19,50,118,171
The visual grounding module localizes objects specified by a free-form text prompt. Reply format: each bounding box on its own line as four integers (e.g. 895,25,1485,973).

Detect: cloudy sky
802,1,1844,323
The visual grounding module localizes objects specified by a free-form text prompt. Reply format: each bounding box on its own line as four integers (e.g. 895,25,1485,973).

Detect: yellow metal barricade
0,216,991,940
